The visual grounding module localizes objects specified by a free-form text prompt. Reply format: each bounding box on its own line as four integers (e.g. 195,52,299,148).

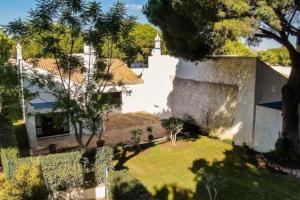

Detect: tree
219,40,256,57
6,0,137,150
0,32,19,118
145,0,300,141
258,47,291,66
161,117,184,145
131,23,167,61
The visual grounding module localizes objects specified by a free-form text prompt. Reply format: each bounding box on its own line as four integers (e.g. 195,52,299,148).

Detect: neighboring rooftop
27,58,143,85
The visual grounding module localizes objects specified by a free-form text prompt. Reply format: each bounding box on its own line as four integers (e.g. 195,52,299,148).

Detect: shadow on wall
152,145,300,200
160,57,257,144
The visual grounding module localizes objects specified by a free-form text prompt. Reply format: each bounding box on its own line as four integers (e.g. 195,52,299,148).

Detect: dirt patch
103,112,168,146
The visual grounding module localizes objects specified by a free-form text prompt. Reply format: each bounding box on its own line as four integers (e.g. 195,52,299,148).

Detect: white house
19,35,292,153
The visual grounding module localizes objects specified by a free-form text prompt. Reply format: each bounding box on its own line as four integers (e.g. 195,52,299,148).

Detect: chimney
83,43,96,72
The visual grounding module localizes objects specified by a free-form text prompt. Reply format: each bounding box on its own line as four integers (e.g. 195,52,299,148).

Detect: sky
0,0,287,50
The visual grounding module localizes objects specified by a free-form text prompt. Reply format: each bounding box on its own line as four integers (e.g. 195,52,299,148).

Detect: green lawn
115,137,300,200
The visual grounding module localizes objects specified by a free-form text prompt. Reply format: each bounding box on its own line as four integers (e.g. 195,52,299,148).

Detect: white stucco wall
254,105,281,152
122,55,179,116
123,57,258,147
171,57,257,146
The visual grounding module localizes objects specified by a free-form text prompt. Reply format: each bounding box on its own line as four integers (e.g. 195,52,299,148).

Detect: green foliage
219,40,256,57
131,23,167,60
0,32,19,118
10,152,83,191
109,170,153,200
144,0,298,62
95,146,114,184
6,0,138,149
144,0,221,60
39,152,83,191
161,117,184,134
0,160,48,200
0,116,19,179
258,48,291,66
0,32,12,65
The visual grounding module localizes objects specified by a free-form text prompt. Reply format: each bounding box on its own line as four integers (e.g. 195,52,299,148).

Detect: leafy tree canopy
144,0,299,60
0,32,19,118
258,47,291,66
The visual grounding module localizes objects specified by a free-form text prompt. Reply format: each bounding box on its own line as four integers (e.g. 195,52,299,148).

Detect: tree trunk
282,54,300,142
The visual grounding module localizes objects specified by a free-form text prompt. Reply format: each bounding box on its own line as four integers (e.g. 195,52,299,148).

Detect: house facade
18,35,293,153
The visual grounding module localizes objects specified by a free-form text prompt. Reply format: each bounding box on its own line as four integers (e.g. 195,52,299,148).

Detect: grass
115,136,300,200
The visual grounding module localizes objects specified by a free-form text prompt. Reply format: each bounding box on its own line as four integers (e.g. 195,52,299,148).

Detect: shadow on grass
114,142,158,170
152,145,300,200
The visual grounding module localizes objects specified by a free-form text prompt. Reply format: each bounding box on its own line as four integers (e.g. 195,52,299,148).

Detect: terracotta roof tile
27,58,143,85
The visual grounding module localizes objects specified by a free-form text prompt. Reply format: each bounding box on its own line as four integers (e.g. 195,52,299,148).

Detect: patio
33,112,168,155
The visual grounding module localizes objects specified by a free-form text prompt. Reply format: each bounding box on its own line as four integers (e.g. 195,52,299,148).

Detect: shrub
0,116,19,178
0,160,48,200
130,129,143,149
40,151,84,191
182,115,200,133
109,170,152,200
11,151,84,191
161,117,184,145
1,148,19,179
95,146,114,184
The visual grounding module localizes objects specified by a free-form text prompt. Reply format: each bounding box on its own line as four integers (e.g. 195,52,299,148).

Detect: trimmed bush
0,115,19,178
40,151,84,191
109,170,152,200
11,151,84,191
0,160,48,200
95,146,113,184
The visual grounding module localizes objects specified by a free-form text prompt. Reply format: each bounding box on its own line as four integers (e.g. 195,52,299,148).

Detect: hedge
0,115,19,179
109,170,153,200
95,146,114,184
6,147,114,192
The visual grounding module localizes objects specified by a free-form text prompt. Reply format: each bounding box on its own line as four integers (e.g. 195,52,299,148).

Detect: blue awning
258,101,282,110
31,102,56,110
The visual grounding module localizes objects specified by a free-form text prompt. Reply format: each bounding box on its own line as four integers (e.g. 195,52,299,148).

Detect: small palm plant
130,129,143,150
146,126,154,142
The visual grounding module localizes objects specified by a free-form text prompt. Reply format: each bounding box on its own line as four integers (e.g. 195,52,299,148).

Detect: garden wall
254,105,281,152
170,57,258,146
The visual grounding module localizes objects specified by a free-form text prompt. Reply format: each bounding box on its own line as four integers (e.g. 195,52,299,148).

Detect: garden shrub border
3,147,114,192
